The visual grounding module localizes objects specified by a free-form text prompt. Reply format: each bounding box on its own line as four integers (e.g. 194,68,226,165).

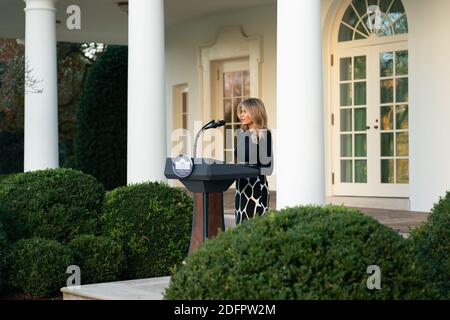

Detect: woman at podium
234,98,273,225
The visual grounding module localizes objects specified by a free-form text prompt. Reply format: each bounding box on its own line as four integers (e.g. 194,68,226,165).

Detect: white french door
332,41,409,197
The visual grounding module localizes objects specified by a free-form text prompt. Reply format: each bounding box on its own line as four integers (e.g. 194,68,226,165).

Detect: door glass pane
389,0,406,22
396,51,408,76
341,160,353,183
379,0,392,12
355,134,367,157
182,115,187,130
381,79,394,103
367,0,378,7
352,0,366,17
355,25,367,40
233,99,241,122
339,23,353,42
355,160,367,183
381,159,394,183
342,5,358,27
380,16,393,36
340,109,352,132
394,16,408,34
354,108,367,131
396,105,409,129
223,73,233,97
397,159,409,183
233,72,242,96
381,133,394,157
243,71,250,96
354,56,366,80
396,132,409,156
396,78,408,103
381,106,394,130
182,93,188,113
341,134,352,157
380,52,394,77
340,58,352,81
340,83,352,106
354,82,366,105
224,99,232,123
225,125,233,150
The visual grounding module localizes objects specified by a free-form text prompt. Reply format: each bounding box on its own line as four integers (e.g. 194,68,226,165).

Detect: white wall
406,0,450,212
165,4,277,189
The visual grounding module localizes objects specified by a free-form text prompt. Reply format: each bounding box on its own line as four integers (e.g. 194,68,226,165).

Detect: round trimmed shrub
74,45,127,190
411,192,450,299
0,168,105,243
9,238,73,298
68,234,126,285
100,182,193,279
165,206,424,300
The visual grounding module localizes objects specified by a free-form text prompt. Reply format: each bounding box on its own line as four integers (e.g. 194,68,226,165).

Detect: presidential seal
172,154,194,178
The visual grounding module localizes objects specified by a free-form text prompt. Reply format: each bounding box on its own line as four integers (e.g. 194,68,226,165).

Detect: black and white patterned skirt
235,175,269,225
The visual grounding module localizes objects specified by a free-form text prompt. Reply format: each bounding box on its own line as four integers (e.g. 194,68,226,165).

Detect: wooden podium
164,158,259,254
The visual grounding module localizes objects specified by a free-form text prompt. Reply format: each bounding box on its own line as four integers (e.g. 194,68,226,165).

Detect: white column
127,0,166,184
276,0,325,209
24,0,59,171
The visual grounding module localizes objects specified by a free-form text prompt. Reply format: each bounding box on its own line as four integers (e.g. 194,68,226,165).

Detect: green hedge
68,234,126,285
165,206,426,300
0,168,105,243
8,238,73,298
0,174,11,184
74,45,128,190
411,192,450,299
0,131,23,174
100,182,192,279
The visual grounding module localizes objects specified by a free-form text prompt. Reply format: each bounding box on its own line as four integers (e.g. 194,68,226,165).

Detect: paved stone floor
220,190,428,234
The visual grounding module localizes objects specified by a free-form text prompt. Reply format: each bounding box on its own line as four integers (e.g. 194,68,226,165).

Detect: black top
234,129,273,176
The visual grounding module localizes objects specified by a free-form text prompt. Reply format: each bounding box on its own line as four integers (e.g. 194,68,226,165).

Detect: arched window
338,0,408,42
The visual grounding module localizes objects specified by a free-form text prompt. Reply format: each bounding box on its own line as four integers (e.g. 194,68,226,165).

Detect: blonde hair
237,98,268,140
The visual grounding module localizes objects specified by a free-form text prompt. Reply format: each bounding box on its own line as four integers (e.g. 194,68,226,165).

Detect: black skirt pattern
235,175,269,224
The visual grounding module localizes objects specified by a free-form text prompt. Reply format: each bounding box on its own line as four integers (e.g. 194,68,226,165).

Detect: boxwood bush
0,168,105,243
100,182,192,279
411,192,450,299
68,234,126,285
0,131,23,174
165,206,426,300
8,238,73,298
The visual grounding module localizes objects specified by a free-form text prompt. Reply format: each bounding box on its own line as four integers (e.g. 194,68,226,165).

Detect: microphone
201,119,215,130
211,120,226,128
193,119,226,158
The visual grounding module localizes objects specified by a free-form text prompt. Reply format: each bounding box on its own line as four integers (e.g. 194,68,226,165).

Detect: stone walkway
220,190,428,233
62,276,171,300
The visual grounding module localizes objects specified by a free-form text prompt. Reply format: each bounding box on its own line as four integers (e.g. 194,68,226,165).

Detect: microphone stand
193,120,226,159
